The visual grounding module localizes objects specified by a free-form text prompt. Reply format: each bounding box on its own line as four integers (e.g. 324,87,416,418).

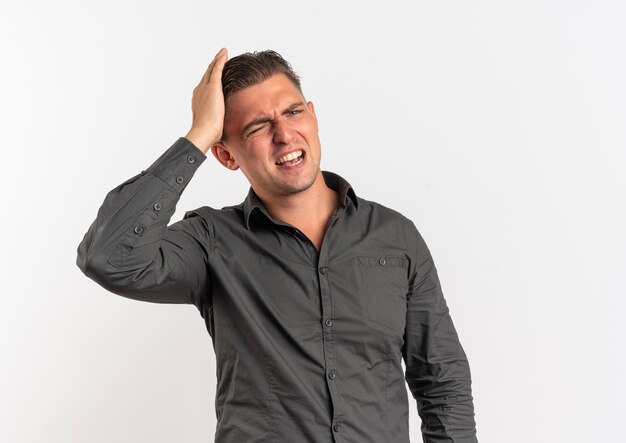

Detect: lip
275,150,306,170
274,148,305,164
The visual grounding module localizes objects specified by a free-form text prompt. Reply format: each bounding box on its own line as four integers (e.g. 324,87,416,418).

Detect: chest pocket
352,256,409,332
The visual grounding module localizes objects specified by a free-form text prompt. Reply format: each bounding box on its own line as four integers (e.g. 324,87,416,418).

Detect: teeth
276,150,303,165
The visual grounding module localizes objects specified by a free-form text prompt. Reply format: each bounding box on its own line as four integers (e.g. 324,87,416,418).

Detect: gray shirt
77,137,477,443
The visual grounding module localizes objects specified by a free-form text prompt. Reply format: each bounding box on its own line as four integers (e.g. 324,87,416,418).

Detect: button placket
317,213,348,441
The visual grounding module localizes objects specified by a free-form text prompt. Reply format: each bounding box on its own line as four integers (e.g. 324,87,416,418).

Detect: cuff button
153,202,162,211
187,155,195,164
176,176,184,184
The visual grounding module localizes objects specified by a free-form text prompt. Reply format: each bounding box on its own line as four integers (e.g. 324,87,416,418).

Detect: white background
1,1,624,442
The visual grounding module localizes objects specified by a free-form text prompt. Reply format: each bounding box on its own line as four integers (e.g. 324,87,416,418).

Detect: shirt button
187,155,195,164
333,423,341,432
176,176,184,184
379,257,386,266
328,370,336,380
325,319,333,327
319,267,327,275
153,202,162,211
134,226,144,234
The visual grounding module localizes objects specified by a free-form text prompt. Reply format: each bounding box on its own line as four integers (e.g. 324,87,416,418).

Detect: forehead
225,73,305,123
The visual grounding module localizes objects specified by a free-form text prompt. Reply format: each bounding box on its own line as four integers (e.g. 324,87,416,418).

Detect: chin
276,171,319,195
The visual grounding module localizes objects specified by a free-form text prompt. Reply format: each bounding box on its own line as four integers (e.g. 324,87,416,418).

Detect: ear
307,101,318,129
211,142,240,171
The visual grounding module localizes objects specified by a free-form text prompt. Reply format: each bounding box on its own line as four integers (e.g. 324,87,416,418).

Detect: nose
272,119,293,144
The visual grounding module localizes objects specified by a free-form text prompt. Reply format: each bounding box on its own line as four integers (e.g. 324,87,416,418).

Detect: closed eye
246,124,268,138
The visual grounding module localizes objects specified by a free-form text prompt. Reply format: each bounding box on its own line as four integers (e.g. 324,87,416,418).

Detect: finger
199,48,225,85
199,57,219,85
208,48,228,85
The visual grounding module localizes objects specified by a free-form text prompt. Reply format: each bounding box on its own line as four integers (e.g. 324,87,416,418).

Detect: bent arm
403,225,477,442
76,137,211,310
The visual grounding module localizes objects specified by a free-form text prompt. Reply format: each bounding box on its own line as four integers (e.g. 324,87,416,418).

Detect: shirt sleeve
76,137,212,311
402,223,478,442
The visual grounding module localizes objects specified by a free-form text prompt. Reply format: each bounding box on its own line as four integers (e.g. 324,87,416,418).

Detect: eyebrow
240,102,306,138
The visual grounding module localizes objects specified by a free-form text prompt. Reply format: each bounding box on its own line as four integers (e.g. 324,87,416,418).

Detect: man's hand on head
185,47,228,154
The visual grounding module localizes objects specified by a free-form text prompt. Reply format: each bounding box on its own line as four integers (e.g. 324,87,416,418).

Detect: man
77,48,477,443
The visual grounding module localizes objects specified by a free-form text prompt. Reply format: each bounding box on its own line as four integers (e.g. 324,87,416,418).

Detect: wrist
184,128,220,154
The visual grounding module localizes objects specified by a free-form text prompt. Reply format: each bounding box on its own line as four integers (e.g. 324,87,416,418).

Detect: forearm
405,310,476,442
404,225,477,442
76,137,209,305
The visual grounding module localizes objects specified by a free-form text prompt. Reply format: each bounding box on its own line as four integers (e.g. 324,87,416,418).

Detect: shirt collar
243,170,359,230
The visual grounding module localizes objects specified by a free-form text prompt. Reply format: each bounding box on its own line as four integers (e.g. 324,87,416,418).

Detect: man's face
215,73,322,200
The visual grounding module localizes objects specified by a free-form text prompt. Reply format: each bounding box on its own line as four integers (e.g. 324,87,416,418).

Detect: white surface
1,1,624,442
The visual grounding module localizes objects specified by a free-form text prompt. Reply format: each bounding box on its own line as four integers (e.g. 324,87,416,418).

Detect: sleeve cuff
145,137,207,194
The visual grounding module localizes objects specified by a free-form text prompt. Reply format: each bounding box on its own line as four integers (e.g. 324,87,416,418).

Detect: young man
77,48,477,443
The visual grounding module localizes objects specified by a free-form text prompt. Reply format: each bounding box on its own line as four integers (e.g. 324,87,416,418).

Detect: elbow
76,244,111,287
76,227,103,279
76,236,124,292
77,249,141,297
76,235,95,277
76,242,174,303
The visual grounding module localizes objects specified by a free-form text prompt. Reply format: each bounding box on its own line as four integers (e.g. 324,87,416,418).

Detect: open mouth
275,150,305,167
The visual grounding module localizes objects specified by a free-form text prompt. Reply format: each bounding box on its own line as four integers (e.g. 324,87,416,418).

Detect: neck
256,172,340,231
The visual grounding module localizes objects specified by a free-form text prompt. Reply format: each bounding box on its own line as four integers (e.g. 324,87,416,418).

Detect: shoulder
353,195,429,258
176,202,246,237
355,196,418,232
183,203,244,221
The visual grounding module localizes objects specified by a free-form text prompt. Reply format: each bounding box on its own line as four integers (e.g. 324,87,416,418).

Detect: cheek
241,143,272,169
247,137,270,154
300,119,319,136
301,126,320,146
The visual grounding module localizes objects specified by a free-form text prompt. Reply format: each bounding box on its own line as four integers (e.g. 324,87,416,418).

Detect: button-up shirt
77,137,477,443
